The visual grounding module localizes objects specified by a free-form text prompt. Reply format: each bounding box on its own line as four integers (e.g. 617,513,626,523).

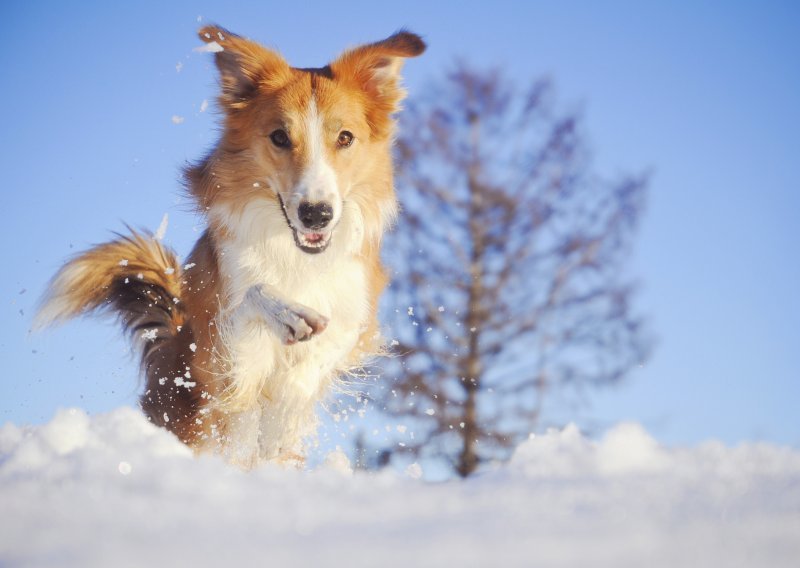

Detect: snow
140,328,158,342
405,462,423,479
1,408,798,567
154,213,169,241
193,41,224,53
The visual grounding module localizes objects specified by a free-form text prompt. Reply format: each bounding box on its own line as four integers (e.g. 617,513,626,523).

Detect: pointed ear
331,31,426,134
197,25,290,108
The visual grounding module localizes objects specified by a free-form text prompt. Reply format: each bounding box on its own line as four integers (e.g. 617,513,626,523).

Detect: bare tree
368,64,649,478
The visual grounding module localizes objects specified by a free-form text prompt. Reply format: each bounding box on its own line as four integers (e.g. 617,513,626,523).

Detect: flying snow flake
396,425,408,434
171,115,185,125
141,329,158,342
175,61,183,73
137,273,144,280
154,213,169,240
158,378,167,386
407,307,414,316
390,339,400,347
199,99,209,113
193,41,224,53
405,462,423,479
425,408,436,416
470,327,477,332
163,413,170,423
118,461,132,475
164,267,175,275
118,259,129,266
438,306,445,312
184,263,196,270
253,182,261,188
460,422,466,429
189,343,197,352
175,376,196,389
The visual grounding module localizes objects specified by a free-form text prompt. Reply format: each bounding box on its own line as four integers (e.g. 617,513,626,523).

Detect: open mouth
293,229,332,253
278,195,333,254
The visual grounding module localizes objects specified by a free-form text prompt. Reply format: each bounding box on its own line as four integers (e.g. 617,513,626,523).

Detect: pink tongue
305,233,324,243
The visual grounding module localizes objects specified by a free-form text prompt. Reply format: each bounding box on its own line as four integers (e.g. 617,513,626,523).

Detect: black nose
298,201,333,230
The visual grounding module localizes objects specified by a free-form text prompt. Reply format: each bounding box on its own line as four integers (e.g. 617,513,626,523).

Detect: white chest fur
209,197,369,463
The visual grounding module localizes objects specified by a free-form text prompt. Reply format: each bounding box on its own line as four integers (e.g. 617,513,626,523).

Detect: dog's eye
337,131,354,148
270,129,291,149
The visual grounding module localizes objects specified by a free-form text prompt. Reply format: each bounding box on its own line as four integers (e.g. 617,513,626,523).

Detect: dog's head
190,26,425,254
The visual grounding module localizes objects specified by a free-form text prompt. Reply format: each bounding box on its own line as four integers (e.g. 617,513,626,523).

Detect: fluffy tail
35,230,185,360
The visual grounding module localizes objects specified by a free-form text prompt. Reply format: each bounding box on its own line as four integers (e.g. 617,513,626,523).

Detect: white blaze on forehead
296,98,340,207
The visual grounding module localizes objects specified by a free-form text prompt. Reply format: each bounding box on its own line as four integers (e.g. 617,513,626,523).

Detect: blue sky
2,1,798,448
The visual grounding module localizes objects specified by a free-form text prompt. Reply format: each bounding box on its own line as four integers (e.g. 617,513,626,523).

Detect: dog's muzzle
278,196,334,254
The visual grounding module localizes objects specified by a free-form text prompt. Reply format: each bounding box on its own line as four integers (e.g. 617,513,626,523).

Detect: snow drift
1,407,799,567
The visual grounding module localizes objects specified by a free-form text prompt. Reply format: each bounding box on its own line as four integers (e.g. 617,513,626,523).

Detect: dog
36,25,425,468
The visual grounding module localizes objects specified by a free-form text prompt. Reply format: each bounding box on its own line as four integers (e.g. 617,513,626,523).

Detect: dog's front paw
243,287,329,346
278,303,329,345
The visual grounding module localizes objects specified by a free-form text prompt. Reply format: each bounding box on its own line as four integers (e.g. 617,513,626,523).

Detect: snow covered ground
1,408,798,567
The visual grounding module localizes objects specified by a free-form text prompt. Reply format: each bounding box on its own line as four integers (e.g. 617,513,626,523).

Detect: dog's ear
331,31,426,136
198,25,290,108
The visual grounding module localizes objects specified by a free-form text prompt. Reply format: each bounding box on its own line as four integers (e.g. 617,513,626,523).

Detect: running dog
36,25,425,467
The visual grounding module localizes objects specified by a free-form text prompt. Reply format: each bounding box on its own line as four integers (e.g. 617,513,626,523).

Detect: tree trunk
456,111,484,478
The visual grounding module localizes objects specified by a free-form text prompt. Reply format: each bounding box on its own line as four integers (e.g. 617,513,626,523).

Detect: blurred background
2,1,798,475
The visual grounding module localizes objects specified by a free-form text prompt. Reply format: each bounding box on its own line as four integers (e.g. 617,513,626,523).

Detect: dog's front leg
244,285,329,345
215,284,330,457
219,284,329,402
